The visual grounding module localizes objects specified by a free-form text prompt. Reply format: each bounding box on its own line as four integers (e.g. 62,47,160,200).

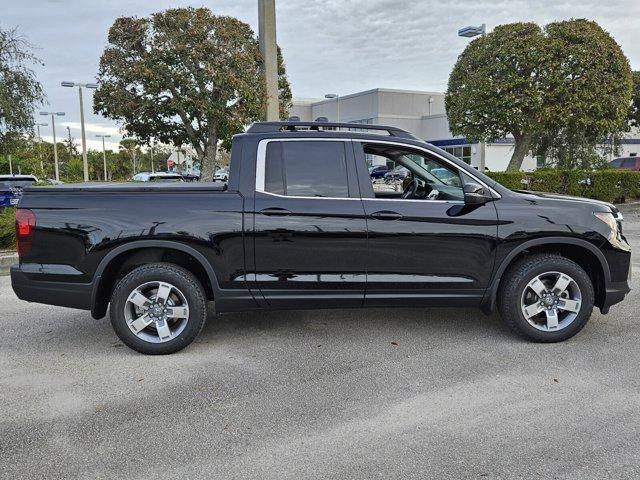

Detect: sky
4,0,640,151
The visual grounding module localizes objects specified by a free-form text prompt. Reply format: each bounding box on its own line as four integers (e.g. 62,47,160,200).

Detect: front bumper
11,265,92,311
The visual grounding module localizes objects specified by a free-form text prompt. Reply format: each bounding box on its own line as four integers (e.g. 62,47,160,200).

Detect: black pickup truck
11,121,631,354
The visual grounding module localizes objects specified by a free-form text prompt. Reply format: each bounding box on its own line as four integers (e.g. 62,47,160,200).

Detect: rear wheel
110,263,207,354
498,254,595,342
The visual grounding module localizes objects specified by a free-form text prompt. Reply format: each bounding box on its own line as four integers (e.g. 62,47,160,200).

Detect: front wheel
498,254,595,342
110,263,207,354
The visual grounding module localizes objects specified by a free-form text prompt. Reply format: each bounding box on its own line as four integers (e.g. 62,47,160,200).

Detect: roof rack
246,121,420,140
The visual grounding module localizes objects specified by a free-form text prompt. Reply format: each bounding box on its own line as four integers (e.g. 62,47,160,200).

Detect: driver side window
362,143,464,201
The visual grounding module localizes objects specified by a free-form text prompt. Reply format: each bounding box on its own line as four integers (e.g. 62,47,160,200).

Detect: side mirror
463,182,490,205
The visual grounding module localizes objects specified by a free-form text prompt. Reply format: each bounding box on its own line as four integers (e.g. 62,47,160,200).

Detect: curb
0,252,17,275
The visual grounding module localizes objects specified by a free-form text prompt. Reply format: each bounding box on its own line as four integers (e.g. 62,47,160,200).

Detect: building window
443,145,471,164
536,155,546,168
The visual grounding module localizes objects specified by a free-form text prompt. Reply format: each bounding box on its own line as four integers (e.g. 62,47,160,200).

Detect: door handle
370,210,403,220
259,207,292,216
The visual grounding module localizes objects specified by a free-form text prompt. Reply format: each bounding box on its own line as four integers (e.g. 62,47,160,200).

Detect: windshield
395,155,450,186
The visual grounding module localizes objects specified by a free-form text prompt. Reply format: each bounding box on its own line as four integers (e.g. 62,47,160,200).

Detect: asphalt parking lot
1,205,639,480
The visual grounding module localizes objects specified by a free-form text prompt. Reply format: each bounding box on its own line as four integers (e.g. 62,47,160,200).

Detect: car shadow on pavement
11,304,513,356
197,306,513,346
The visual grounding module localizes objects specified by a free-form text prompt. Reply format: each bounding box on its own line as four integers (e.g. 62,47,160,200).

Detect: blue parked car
368,165,389,179
0,175,38,210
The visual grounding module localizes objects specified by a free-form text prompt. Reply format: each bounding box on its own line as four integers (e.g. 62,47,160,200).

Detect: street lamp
457,24,486,38
458,24,486,171
62,81,98,182
36,122,47,176
39,111,65,181
95,134,111,181
325,93,339,122
35,122,47,138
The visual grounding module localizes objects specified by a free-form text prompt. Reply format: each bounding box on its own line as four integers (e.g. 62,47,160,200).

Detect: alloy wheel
520,271,582,332
124,281,190,343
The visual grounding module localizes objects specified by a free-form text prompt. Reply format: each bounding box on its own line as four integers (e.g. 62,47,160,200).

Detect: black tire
497,254,595,342
110,263,207,354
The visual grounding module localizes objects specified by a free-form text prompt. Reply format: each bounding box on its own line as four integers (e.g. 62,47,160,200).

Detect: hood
511,190,617,213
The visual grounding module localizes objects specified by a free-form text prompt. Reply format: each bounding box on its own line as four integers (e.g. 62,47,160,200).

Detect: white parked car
214,168,229,181
133,172,185,183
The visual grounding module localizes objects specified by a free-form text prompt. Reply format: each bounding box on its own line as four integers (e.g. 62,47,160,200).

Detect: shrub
0,208,16,250
486,169,640,203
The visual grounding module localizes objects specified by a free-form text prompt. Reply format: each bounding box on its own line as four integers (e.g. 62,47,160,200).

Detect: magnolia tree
446,20,632,171
94,7,291,181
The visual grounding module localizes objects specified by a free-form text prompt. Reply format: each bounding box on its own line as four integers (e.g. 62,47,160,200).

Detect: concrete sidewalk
0,251,16,275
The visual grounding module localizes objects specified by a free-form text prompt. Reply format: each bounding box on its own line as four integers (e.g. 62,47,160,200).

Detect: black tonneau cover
26,181,228,193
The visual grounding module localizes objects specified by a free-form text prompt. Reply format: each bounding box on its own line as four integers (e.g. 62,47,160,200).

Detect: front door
354,141,499,307
249,139,368,309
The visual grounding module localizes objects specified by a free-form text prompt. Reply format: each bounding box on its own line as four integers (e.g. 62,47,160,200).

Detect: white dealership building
290,88,639,172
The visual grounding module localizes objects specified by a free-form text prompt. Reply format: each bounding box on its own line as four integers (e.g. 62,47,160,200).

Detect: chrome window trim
354,139,501,199
255,138,353,199
255,137,500,203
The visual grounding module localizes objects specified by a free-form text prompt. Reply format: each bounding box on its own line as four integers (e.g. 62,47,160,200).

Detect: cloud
5,0,640,135
39,135,121,152
60,122,122,136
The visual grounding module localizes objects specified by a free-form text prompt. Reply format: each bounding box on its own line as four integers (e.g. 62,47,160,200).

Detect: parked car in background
181,173,200,182
214,168,229,181
608,156,640,170
369,165,389,177
0,175,38,209
133,172,185,182
149,173,184,183
369,165,389,179
384,165,410,181
132,172,152,182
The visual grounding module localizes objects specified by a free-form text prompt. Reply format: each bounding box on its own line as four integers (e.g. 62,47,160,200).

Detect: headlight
594,211,628,250
594,211,618,232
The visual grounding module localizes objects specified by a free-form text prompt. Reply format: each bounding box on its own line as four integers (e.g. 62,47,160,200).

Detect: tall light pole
258,0,279,120
458,24,486,172
40,111,65,181
150,141,155,173
62,81,98,182
35,122,47,139
325,93,339,122
96,134,111,181
36,122,47,176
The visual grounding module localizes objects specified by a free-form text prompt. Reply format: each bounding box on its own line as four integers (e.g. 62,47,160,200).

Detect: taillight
15,208,36,258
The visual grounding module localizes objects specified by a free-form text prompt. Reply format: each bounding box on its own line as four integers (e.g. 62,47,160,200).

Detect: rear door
249,139,368,309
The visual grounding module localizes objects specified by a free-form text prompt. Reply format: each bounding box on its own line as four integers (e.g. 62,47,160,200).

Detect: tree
627,71,640,129
63,126,79,157
0,27,44,145
446,20,632,171
119,139,141,175
94,7,291,181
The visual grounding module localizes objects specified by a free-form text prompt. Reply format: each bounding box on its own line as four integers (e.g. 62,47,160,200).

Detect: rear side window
622,158,637,168
264,141,349,198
